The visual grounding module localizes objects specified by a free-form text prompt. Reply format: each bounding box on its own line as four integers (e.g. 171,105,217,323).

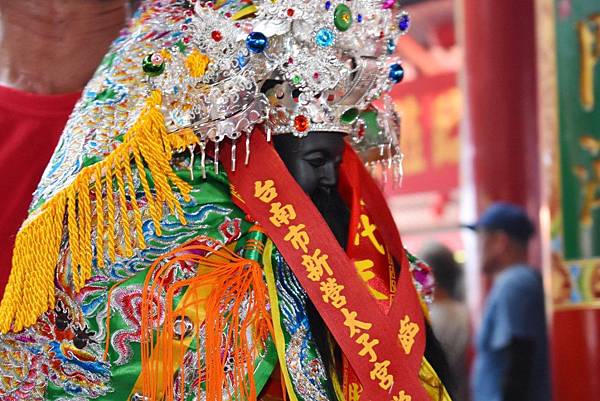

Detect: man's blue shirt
472,265,551,401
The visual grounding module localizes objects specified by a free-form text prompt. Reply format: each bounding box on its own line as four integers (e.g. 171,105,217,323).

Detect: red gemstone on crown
294,115,309,132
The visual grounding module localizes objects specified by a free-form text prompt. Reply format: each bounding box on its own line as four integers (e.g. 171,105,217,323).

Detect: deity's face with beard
273,131,350,249
273,131,455,396
273,131,350,385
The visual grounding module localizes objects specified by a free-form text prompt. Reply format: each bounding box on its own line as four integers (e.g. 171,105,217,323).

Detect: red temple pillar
458,0,540,315
460,0,539,217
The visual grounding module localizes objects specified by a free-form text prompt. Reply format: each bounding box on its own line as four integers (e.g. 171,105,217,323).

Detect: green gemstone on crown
341,107,359,124
334,4,353,32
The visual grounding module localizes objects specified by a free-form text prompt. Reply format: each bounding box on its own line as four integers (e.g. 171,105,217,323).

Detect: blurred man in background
0,0,130,295
421,242,470,401
466,202,551,401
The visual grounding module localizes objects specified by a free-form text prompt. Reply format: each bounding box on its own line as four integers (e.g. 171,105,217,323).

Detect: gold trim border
535,0,562,319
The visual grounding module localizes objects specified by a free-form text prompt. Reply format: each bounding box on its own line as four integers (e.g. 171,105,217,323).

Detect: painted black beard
309,186,350,250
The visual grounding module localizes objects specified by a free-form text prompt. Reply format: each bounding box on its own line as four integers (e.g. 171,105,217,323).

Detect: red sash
222,130,428,401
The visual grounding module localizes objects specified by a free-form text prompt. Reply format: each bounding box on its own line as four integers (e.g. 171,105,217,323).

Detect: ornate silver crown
141,0,408,144
32,0,411,213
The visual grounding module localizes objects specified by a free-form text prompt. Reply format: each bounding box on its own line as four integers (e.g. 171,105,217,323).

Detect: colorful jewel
246,32,268,53
237,54,248,68
357,122,366,139
211,30,223,41
341,108,359,124
334,4,353,32
387,38,396,54
292,75,302,85
388,63,405,83
325,1,332,10
315,28,335,47
142,53,165,76
398,12,410,33
294,115,309,132
287,8,295,17
382,0,395,9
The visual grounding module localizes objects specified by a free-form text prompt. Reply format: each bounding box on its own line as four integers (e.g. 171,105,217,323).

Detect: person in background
420,242,470,401
0,0,130,296
466,202,551,401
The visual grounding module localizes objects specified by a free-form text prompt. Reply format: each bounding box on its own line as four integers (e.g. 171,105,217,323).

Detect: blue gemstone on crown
399,13,410,32
387,38,396,54
237,54,248,68
389,63,404,83
246,32,268,53
315,28,335,47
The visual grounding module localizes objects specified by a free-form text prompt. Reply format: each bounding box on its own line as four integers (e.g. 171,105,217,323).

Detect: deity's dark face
273,131,349,248
273,131,345,195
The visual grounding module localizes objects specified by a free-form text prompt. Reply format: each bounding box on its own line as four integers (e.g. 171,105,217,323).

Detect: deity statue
0,1,452,400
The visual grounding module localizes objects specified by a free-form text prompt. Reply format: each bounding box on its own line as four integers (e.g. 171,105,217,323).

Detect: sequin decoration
272,251,331,401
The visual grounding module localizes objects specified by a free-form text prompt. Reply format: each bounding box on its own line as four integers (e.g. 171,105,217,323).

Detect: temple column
458,0,540,320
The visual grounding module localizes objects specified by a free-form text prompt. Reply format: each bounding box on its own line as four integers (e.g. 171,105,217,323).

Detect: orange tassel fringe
139,244,273,401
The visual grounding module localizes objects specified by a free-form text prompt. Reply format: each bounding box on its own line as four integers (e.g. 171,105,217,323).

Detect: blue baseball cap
463,202,535,241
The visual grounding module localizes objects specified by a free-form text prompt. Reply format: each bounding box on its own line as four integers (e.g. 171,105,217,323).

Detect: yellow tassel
79,170,94,284
122,146,146,250
132,145,162,235
0,191,67,332
0,90,198,333
169,127,199,150
94,164,106,269
185,50,211,78
105,164,117,263
115,154,133,257
67,185,82,289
